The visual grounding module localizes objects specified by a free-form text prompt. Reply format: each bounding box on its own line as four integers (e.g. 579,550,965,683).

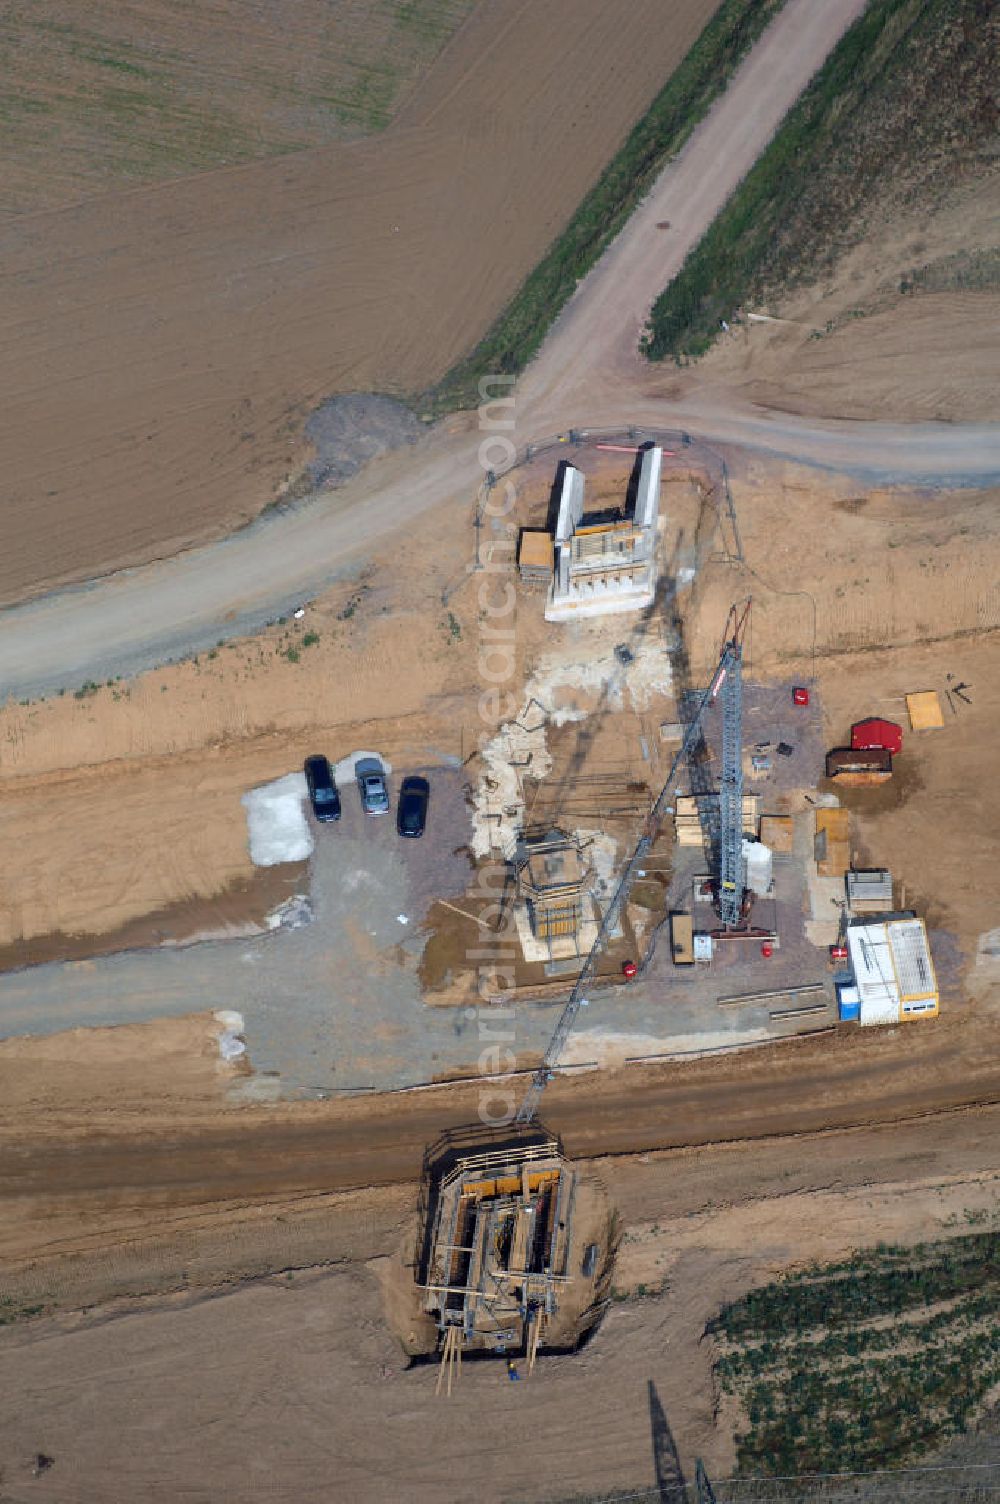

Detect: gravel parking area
0,697,836,1095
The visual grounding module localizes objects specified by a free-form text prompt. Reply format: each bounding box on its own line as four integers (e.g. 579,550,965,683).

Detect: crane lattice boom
718,602,749,927
515,603,751,1126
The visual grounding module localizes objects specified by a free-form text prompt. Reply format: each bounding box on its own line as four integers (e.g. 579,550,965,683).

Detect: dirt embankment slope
650,0,1000,421
0,0,717,605
692,169,1000,423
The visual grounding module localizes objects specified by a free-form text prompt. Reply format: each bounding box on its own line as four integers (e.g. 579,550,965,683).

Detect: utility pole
473,469,496,572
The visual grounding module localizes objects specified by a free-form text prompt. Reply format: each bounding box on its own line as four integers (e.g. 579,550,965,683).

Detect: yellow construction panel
574,522,635,537
815,808,849,839
814,807,850,877
519,530,553,568
536,913,578,938
670,912,694,965
906,690,944,730
464,1170,560,1199
818,846,850,878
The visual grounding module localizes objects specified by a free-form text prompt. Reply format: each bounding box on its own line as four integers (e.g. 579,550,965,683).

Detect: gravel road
0,774,799,1094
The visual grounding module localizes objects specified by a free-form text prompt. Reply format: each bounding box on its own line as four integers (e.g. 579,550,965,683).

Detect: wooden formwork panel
906,690,944,730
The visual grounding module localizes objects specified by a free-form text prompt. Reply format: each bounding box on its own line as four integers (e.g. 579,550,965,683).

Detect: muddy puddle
0,862,309,974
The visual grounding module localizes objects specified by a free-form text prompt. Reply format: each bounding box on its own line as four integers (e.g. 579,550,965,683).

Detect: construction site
369,430,953,1393
1,429,971,1413
1,0,997,1495
420,436,944,1035
0,416,994,1497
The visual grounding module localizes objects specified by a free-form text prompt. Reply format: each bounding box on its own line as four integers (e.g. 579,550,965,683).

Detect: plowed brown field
0,0,718,605
1,0,476,215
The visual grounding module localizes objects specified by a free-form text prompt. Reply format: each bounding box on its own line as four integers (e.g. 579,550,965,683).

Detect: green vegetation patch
900,246,1000,296
710,1231,1000,1476
424,0,788,413
642,0,1000,363
0,1296,49,1325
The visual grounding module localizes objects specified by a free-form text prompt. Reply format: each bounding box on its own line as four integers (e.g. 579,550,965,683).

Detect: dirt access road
4,0,999,702
517,0,870,423
4,1016,998,1265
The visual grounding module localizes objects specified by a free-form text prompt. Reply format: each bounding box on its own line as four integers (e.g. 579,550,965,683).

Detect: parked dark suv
303,755,341,822
397,775,429,838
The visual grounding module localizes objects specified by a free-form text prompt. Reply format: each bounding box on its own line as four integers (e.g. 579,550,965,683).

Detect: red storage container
851,718,903,755
792,687,810,706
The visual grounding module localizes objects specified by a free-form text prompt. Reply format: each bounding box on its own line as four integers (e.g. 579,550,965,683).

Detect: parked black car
304,755,341,822
397,775,429,838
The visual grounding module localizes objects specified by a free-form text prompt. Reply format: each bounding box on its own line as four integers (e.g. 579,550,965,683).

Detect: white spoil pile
214,1009,247,1061
241,772,314,867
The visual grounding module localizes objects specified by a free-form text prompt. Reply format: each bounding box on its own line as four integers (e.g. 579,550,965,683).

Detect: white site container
858,994,900,1027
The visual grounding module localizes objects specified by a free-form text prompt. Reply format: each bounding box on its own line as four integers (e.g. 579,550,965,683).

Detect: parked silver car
356,756,390,815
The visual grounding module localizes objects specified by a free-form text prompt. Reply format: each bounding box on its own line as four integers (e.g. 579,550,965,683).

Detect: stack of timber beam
674,794,759,847
518,530,554,585
814,807,850,876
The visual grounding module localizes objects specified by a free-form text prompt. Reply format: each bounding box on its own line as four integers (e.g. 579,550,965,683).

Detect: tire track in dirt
2,1021,997,1261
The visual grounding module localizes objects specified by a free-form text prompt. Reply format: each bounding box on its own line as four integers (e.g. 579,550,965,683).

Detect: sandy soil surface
691,168,1000,424
2,996,998,1275
0,565,467,951
0,0,717,604
0,1105,995,1503
681,462,1000,956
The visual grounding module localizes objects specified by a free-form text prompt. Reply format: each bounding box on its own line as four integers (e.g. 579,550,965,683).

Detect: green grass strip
421,0,787,413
